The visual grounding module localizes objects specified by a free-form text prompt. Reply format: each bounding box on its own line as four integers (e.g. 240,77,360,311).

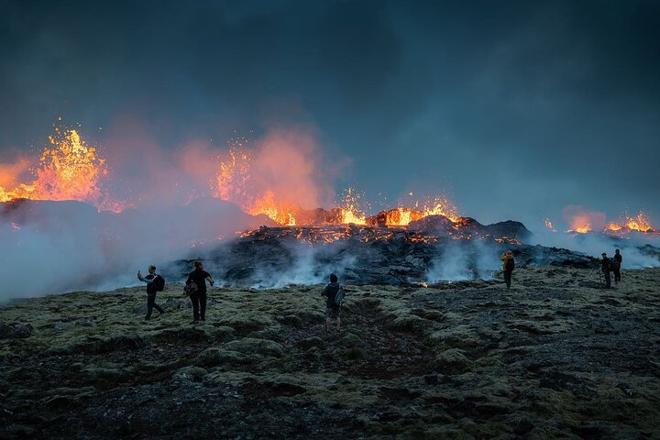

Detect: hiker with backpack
500,250,515,289
137,265,165,320
321,273,345,333
185,261,214,323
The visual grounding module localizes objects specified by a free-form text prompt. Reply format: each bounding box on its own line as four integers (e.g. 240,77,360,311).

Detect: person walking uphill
500,250,515,289
601,253,612,289
138,265,165,320
612,249,623,284
185,261,214,323
321,273,345,333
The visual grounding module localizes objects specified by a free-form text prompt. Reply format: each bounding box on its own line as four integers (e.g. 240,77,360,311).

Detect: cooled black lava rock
170,223,609,286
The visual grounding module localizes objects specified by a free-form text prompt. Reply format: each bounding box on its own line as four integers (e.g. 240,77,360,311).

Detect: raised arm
138,271,155,284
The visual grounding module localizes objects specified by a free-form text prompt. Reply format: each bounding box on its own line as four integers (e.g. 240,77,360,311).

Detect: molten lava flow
212,133,466,228
247,190,297,225
605,223,623,232
0,128,124,212
337,187,366,225
213,132,330,225
605,211,655,233
570,222,592,234
564,207,606,234
422,197,460,223
379,207,419,226
564,207,656,235
374,197,460,227
623,211,654,232
214,141,294,223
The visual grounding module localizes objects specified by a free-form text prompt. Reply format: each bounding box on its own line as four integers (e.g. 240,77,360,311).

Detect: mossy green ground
1,267,659,439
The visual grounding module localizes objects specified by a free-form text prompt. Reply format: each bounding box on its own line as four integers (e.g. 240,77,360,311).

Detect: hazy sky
1,0,659,227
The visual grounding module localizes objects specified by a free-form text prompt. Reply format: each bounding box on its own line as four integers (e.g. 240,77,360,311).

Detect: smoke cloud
427,240,501,282
0,124,337,301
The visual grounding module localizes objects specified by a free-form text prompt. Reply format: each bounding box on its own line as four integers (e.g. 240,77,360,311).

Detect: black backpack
154,275,165,292
334,285,346,306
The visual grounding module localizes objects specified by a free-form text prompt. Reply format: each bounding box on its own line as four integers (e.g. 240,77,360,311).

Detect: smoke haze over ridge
1,0,659,228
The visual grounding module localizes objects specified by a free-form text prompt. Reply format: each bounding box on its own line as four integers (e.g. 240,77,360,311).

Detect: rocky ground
175,225,606,287
1,267,659,439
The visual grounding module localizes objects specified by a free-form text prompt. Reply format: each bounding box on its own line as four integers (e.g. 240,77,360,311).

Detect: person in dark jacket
138,265,164,320
601,253,611,288
186,261,214,323
612,249,622,284
321,273,342,333
500,250,515,289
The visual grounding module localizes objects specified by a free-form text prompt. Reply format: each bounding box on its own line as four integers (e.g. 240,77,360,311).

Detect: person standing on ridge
612,249,623,284
601,253,612,289
500,250,515,289
186,261,214,323
321,273,344,333
138,265,165,320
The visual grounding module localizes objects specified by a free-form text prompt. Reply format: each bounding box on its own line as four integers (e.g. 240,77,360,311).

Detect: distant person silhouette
138,265,165,320
601,253,612,288
500,250,515,289
612,249,622,284
321,273,344,333
186,261,214,323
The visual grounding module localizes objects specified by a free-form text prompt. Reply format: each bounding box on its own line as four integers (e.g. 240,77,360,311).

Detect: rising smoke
1,122,659,301
0,125,337,300
426,240,501,282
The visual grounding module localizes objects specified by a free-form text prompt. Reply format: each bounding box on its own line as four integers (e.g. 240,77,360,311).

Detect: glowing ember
421,198,460,222
606,223,622,232
215,138,252,202
623,211,654,232
0,128,124,212
605,211,655,233
213,134,326,225
338,187,367,225
566,211,597,234
248,190,298,225
214,141,293,223
565,207,656,235
214,136,460,227
371,198,460,227
239,224,441,245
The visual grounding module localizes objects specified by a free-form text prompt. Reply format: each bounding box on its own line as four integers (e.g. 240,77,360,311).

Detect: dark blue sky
1,0,659,227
